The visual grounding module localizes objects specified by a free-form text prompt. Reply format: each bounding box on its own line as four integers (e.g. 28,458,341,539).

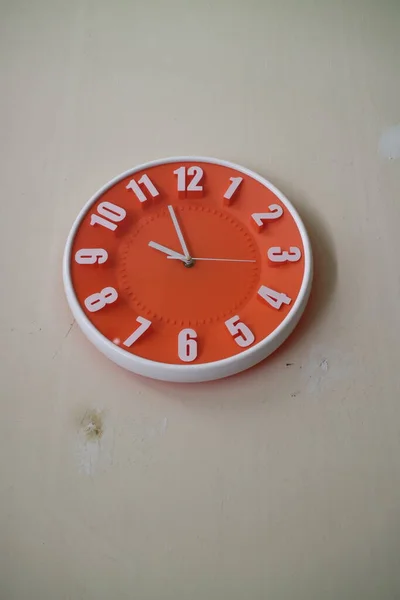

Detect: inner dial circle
117,204,261,326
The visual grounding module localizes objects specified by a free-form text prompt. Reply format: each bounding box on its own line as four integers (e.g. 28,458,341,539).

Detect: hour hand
148,241,187,261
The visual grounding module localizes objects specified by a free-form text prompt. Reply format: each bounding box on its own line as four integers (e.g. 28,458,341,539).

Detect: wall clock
63,157,312,382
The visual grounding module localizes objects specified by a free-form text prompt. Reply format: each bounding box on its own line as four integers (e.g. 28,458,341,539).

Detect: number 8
84,287,118,312
267,246,301,263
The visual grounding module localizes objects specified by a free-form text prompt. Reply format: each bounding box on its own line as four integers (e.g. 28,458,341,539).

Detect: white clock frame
63,156,313,382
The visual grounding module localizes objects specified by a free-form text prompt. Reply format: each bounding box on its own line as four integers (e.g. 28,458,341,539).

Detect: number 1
223,177,243,205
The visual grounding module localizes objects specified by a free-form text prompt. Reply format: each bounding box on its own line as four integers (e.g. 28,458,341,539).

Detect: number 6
178,328,197,362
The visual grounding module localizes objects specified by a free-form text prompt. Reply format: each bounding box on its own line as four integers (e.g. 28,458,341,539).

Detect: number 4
258,285,291,310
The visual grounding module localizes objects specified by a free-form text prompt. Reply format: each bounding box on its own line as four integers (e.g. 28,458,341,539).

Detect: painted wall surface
1,1,400,598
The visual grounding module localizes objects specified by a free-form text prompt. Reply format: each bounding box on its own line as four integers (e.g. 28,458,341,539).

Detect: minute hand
167,205,191,259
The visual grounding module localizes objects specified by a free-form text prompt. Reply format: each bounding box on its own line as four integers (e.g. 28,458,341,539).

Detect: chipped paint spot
81,410,103,441
161,416,168,434
77,410,114,476
319,359,329,372
379,124,400,160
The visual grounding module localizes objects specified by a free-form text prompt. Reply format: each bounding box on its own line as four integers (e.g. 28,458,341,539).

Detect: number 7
123,317,152,347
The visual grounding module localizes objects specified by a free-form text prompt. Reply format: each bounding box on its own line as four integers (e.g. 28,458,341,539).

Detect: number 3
267,246,301,263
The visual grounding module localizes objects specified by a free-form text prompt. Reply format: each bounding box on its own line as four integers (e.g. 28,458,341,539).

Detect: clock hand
148,241,187,261
167,256,256,263
167,205,191,259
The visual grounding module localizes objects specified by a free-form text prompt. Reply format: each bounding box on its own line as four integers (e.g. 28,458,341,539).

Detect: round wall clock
63,157,312,382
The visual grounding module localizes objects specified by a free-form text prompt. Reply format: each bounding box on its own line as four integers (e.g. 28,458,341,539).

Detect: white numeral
90,202,126,231
251,204,283,231
84,286,118,312
223,177,243,203
173,166,204,193
258,285,291,310
267,246,301,263
126,174,159,203
178,328,197,362
75,248,108,264
123,316,152,347
225,315,255,348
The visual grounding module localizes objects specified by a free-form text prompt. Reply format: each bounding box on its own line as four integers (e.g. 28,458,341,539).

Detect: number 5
225,316,255,348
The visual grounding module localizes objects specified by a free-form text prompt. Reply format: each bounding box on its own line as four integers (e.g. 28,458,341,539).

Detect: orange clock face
65,158,311,381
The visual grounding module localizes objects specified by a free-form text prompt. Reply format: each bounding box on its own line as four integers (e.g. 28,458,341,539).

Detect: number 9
75,248,108,264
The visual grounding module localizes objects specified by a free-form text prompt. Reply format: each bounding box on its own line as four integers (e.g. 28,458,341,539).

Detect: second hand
167,257,256,263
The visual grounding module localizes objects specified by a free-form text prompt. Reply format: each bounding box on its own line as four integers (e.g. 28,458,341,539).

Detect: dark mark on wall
81,410,104,441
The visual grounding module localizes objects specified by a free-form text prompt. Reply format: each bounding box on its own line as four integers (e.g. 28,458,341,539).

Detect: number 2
251,204,283,232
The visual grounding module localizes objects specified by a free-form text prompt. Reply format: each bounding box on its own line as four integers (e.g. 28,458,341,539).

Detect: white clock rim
63,156,313,383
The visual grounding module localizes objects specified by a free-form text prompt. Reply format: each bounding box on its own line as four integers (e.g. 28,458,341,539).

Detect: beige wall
1,1,400,598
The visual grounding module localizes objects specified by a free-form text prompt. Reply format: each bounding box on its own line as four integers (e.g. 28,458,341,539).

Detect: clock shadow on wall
143,182,337,399
262,187,336,357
